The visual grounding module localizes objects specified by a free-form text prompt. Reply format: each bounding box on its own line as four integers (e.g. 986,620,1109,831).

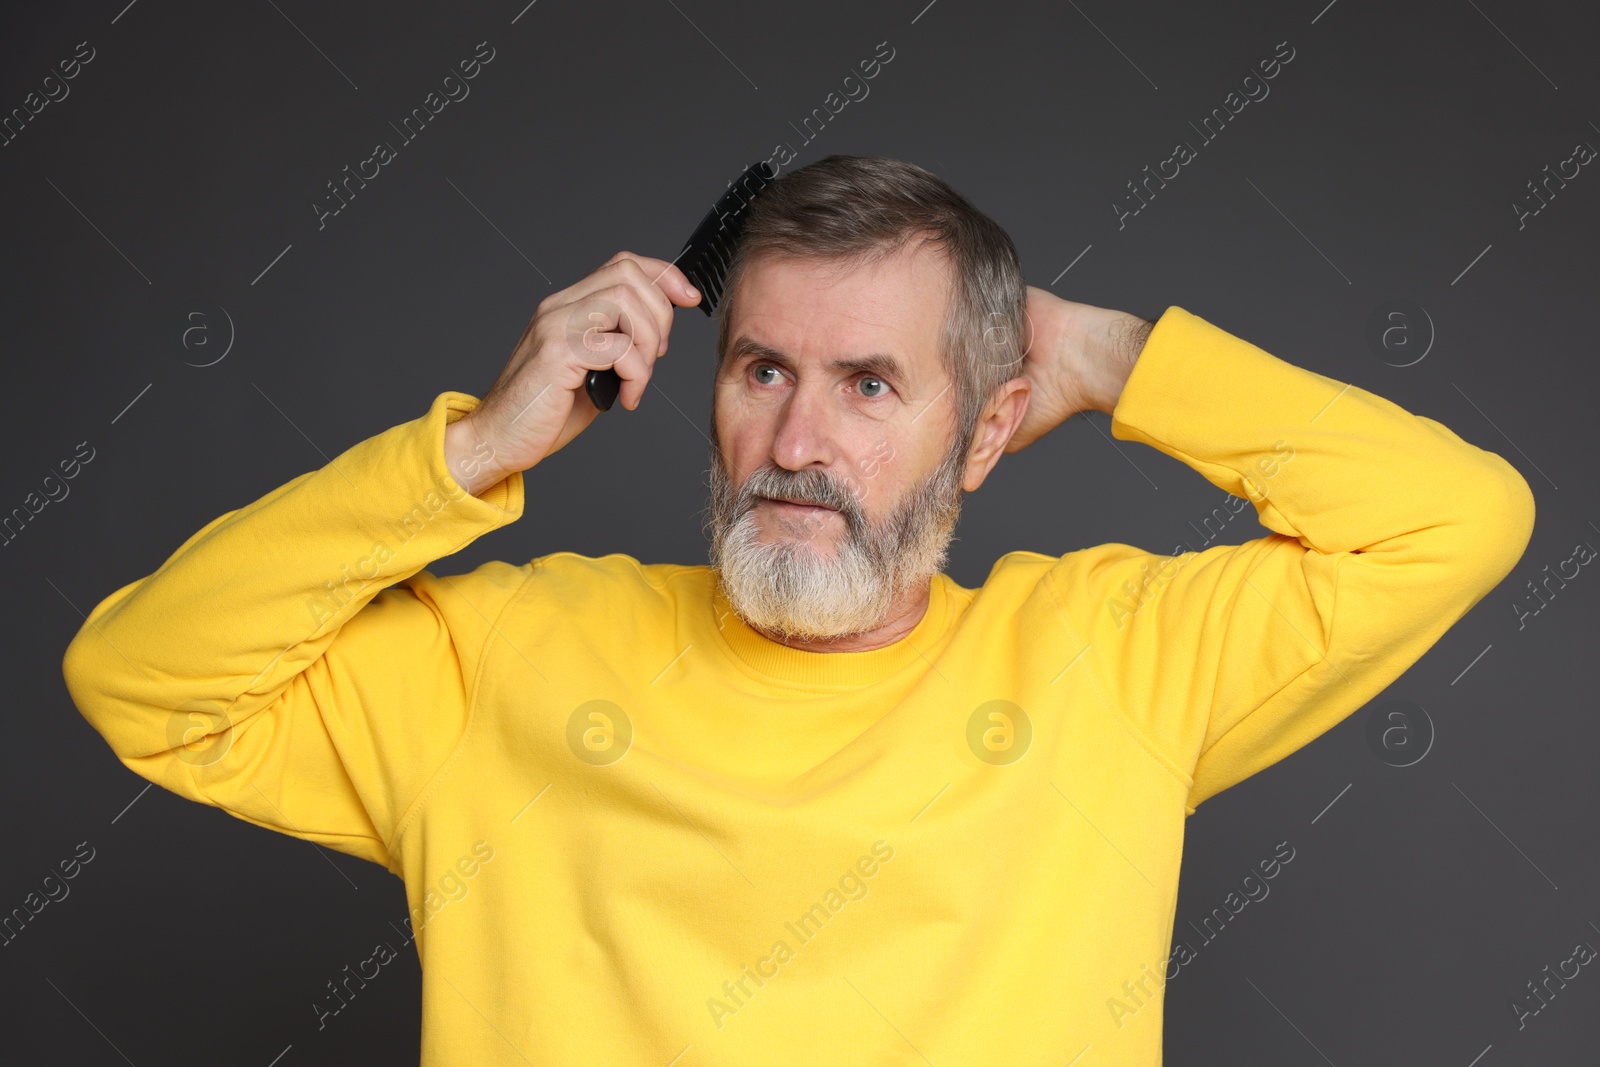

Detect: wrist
1074,310,1152,415
443,414,509,497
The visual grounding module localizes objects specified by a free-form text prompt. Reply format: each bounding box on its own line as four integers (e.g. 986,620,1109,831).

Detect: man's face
707,242,968,641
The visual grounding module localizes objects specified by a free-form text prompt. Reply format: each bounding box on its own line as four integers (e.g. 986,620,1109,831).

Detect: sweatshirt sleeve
1054,306,1535,814
60,391,528,872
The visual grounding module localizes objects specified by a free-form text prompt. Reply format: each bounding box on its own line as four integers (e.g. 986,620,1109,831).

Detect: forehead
724,242,950,371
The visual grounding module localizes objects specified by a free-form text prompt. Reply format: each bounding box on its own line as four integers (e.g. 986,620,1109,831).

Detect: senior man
63,155,1534,1064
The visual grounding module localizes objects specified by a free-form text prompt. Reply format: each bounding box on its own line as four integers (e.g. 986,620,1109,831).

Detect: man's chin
750,510,845,549
720,593,880,644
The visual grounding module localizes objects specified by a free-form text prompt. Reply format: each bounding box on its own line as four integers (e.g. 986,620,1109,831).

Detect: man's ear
961,376,1030,492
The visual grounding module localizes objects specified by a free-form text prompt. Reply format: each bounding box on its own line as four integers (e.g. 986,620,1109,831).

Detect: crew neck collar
706,573,953,688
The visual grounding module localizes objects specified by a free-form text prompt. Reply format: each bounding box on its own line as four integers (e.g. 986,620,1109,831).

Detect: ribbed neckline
705,572,954,688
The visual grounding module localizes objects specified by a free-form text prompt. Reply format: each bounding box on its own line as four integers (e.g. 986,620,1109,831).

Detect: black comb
584,159,778,412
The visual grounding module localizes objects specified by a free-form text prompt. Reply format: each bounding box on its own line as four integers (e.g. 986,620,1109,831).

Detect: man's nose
769,384,836,472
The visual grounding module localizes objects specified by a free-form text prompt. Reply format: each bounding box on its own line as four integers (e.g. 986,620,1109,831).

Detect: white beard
706,436,966,642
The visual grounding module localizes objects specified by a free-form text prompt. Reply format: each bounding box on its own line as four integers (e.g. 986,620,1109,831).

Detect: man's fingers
566,287,660,372
610,343,655,410
562,329,653,410
608,250,702,311
612,259,676,355
574,252,702,361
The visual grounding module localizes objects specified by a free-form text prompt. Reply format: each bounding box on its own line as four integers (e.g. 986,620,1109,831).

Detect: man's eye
858,376,890,398
751,364,781,385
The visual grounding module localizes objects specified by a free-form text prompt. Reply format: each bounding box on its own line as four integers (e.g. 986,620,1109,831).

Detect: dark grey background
5,0,1597,1063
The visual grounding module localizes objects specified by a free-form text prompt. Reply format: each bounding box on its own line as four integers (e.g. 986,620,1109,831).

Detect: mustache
738,466,864,523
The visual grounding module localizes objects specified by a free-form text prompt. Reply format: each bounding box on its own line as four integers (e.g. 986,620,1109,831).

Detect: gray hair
713,155,1028,458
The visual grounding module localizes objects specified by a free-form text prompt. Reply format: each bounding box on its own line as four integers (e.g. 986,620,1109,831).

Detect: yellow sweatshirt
62,306,1534,1064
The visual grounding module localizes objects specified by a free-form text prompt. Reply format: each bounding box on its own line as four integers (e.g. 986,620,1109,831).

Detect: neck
749,580,932,653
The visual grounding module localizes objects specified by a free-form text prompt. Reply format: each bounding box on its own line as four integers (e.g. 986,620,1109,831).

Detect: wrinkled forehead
717,244,952,377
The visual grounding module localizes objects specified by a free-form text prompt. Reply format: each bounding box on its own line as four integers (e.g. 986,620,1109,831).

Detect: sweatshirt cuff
1112,306,1228,444
427,390,525,518
333,390,525,564
1105,306,1344,505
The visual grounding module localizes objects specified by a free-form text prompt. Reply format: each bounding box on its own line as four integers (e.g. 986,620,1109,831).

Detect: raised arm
61,391,527,869
1022,299,1535,812
60,251,702,868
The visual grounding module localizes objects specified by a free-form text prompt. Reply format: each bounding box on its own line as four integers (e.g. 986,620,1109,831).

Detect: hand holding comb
584,159,778,412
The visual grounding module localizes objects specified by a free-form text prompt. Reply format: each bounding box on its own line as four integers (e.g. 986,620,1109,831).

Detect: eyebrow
725,336,906,382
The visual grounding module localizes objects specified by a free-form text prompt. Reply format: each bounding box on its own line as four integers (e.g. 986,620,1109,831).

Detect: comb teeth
678,159,777,315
